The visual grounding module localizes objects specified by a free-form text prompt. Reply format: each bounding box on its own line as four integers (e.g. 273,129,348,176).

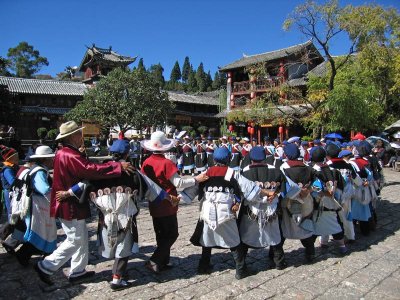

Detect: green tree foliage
6,42,49,78
170,61,182,82
148,63,165,88
205,71,213,91
187,69,198,93
65,68,174,133
182,56,191,83
37,127,48,139
195,63,207,92
137,58,146,72
0,56,11,76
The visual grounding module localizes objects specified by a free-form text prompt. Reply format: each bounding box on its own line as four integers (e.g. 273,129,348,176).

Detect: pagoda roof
0,76,87,96
219,40,323,72
216,103,312,118
79,44,136,72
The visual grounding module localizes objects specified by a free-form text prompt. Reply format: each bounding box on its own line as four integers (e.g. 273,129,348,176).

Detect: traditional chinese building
219,40,324,142
79,44,137,84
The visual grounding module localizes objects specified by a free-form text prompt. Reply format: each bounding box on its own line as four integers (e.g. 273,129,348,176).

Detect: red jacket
50,145,122,220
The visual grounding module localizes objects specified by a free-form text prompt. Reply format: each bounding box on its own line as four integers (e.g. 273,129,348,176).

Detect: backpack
9,166,44,225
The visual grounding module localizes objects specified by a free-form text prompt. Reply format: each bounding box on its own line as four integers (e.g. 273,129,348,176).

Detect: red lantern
228,125,234,132
247,126,251,134
250,127,255,135
278,126,283,134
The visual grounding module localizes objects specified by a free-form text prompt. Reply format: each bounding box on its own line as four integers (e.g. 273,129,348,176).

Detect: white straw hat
29,145,55,159
56,121,84,140
141,131,174,152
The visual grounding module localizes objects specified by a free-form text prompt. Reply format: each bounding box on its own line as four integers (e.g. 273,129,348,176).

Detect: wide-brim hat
30,145,55,159
141,131,174,152
56,121,84,140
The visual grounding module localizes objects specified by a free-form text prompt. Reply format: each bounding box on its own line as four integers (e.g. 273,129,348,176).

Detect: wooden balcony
232,77,282,95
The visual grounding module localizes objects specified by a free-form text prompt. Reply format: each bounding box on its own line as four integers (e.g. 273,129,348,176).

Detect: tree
65,68,174,134
205,71,213,91
187,69,198,93
149,63,165,88
170,61,182,82
6,42,49,78
182,56,191,83
195,63,207,92
0,56,11,76
137,58,146,72
283,0,400,133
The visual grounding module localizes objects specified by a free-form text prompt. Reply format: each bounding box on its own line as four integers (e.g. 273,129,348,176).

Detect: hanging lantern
230,94,235,100
250,127,255,135
247,126,251,134
228,125,234,132
278,126,283,134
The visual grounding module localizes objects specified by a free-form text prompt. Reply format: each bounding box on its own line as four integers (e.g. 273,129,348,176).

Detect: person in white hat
35,121,134,285
15,146,58,266
140,131,208,274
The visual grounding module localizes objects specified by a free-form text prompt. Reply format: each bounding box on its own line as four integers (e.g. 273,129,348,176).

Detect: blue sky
1,0,399,79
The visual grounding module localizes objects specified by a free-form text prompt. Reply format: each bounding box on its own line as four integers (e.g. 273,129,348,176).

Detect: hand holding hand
231,203,240,213
168,195,181,207
56,190,71,202
121,162,135,175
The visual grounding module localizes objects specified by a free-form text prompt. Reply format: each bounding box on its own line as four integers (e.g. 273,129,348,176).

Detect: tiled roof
308,60,328,77
173,109,219,118
216,104,312,118
167,91,220,106
219,40,321,71
79,45,136,71
0,76,87,96
21,106,71,115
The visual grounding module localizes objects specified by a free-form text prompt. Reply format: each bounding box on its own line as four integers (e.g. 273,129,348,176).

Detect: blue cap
110,139,130,154
301,141,309,146
288,136,300,143
341,142,348,148
313,139,321,145
356,140,372,157
310,146,326,162
250,146,266,161
338,150,352,158
207,136,213,140
284,143,300,160
214,147,230,164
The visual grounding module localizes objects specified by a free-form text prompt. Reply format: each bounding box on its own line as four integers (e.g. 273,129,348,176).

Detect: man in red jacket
141,131,208,273
35,121,134,285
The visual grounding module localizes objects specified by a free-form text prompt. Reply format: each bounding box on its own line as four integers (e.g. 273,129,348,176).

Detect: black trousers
15,242,42,264
150,214,179,267
112,256,129,277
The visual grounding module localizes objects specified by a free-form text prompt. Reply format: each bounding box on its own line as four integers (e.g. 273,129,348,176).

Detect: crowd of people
0,124,391,291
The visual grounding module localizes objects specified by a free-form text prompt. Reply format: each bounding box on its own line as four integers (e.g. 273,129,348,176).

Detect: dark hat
214,147,230,164
284,143,300,160
231,136,237,141
325,144,341,158
110,139,130,154
1,147,17,161
250,146,266,162
301,141,309,146
207,136,213,141
356,141,372,157
263,136,271,142
274,138,280,143
310,146,326,162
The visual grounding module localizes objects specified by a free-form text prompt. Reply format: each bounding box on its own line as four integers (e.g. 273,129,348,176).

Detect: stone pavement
1,169,400,300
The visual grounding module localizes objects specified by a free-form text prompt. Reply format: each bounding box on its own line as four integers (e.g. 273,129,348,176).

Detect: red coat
50,145,122,220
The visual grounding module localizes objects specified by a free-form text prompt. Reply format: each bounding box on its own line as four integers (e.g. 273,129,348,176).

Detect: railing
232,78,282,94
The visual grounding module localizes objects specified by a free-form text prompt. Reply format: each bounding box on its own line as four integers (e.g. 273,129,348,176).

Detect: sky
1,0,399,79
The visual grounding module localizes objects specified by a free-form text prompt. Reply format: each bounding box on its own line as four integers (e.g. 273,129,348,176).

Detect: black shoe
110,280,132,291
197,264,213,275
160,262,174,271
305,254,315,263
1,242,15,255
15,253,29,267
68,271,95,283
145,260,160,274
275,261,288,270
235,266,249,280
34,262,54,286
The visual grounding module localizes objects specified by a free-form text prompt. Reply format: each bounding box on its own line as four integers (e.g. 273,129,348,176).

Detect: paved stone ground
1,169,400,300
